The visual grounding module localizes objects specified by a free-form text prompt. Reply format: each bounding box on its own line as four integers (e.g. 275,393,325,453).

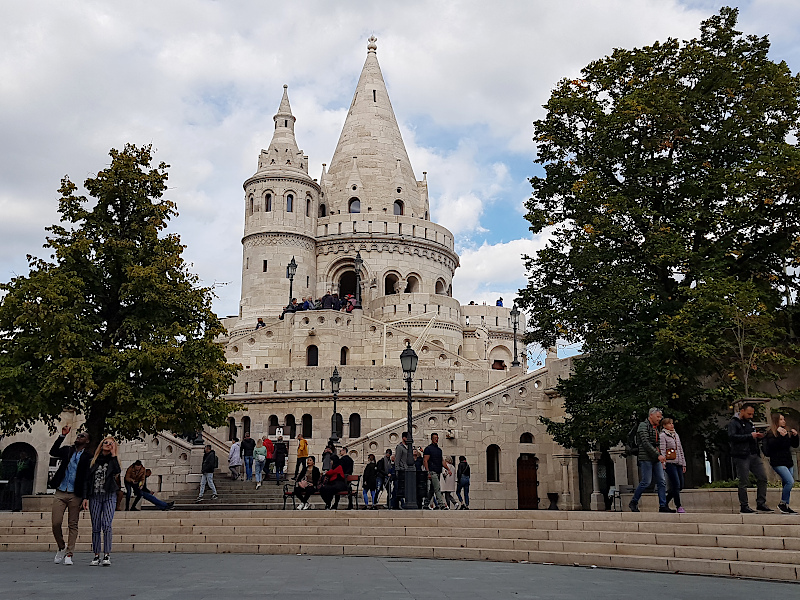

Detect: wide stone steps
3,510,798,582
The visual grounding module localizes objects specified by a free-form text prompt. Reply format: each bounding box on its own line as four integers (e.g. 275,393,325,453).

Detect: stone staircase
2,510,799,581
168,472,295,510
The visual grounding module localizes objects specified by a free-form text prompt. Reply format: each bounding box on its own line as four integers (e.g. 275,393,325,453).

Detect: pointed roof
256,85,312,180
325,37,423,216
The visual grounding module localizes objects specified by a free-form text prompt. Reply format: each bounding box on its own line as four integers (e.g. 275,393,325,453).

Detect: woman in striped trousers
82,436,121,566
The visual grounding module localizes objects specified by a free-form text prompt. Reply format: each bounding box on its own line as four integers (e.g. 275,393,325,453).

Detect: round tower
239,85,320,322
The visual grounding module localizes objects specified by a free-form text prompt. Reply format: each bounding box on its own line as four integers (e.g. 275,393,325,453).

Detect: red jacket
325,465,345,482
264,438,274,459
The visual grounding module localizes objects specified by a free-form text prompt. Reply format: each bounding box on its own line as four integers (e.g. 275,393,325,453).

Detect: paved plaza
1,552,796,599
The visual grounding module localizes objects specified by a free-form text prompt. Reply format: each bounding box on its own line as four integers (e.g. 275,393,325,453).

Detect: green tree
520,8,800,453
0,144,241,445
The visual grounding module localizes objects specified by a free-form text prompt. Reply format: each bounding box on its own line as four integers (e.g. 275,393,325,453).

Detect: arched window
334,413,344,439
349,413,361,438
404,275,420,293
435,280,446,294
284,414,297,439
487,444,501,482
228,417,237,441
520,432,534,444
249,196,254,216
268,415,279,436
265,193,272,212
393,200,404,215
286,194,294,212
385,274,399,295
340,347,349,366
302,414,313,438
319,204,327,217
348,198,360,213
306,197,312,217
242,416,251,437
306,345,318,367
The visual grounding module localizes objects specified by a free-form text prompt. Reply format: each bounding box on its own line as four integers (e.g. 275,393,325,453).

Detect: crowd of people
274,291,357,321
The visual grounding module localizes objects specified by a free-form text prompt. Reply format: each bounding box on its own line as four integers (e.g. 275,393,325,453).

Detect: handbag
665,447,677,461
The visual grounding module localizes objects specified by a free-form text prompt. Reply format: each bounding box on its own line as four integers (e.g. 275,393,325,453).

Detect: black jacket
84,454,122,498
339,455,354,476
49,435,92,499
763,431,800,468
363,462,377,490
295,465,321,488
376,456,391,478
728,416,760,458
457,461,471,479
240,438,256,457
202,450,217,474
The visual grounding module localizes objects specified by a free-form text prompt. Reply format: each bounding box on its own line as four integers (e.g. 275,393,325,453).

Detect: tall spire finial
367,36,377,53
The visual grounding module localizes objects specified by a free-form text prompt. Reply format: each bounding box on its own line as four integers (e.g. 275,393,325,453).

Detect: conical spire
325,37,425,217
256,85,310,179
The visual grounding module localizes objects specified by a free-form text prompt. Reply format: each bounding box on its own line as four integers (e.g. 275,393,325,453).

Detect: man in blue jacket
49,425,92,565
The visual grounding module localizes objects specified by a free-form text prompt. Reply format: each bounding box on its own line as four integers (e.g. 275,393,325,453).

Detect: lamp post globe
329,366,341,445
510,303,521,367
400,342,418,508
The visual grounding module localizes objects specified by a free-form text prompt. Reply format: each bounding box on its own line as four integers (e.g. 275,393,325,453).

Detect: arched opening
334,413,344,439
242,416,251,437
306,345,319,367
492,360,506,370
302,414,313,438
487,444,501,482
228,417,237,441
284,414,297,439
435,280,446,295
517,453,539,509
349,413,361,438
0,442,37,510
319,203,327,217
404,275,420,293
249,196,254,216
340,347,349,366
286,194,294,212
348,198,360,213
457,345,462,356
265,193,272,212
520,432,534,444
339,271,357,299
393,200,404,215
306,197,312,217
385,273,399,295
268,415,279,436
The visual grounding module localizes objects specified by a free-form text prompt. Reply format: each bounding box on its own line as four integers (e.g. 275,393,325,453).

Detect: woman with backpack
659,418,687,513
763,413,799,514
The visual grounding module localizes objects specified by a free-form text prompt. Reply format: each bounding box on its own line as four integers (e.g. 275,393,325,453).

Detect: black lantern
399,342,418,509
287,256,298,306
510,303,521,367
353,251,363,310
329,366,342,444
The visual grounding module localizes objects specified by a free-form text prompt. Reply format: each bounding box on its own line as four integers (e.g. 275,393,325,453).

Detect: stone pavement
1,553,796,599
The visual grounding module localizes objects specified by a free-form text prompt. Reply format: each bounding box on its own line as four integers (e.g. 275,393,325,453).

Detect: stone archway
1,442,37,511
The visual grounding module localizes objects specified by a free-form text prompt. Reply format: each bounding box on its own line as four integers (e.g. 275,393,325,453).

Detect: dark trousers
392,472,404,508
664,463,684,508
294,484,316,504
319,479,347,508
125,481,141,510
733,454,768,508
294,457,307,480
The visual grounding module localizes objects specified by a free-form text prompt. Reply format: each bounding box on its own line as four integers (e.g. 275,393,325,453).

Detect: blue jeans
632,460,667,507
664,463,684,508
456,475,470,507
243,456,254,480
140,491,167,509
362,488,376,505
254,458,266,483
773,465,795,505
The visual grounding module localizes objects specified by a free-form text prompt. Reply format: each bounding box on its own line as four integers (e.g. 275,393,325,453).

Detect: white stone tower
239,85,320,320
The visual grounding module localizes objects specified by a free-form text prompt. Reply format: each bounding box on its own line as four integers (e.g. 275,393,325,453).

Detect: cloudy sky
2,1,798,361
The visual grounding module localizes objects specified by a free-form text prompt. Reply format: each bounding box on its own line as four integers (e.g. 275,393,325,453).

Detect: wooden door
517,453,539,509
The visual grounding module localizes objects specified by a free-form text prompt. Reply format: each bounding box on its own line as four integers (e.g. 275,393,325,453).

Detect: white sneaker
63,554,73,566
256,483,261,490
91,556,100,566
306,502,314,510
295,503,303,510
54,548,66,564
102,554,111,566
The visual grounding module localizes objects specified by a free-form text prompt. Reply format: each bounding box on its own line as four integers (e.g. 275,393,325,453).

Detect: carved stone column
553,451,579,510
587,451,605,511
608,444,631,492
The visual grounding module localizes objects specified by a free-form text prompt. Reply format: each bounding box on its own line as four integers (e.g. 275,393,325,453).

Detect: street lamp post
329,367,341,446
400,342,418,509
510,303,521,367
353,251,363,310
287,256,297,306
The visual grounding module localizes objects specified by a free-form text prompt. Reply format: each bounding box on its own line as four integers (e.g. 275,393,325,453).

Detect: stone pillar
608,444,631,492
587,451,605,511
553,451,579,510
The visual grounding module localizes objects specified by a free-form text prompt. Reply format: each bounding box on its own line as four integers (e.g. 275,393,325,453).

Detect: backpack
626,423,640,454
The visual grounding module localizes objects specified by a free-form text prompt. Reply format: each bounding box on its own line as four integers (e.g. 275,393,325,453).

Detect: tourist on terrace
319,462,347,509
763,413,799,514
362,454,378,509
293,433,309,480
240,432,256,481
293,456,320,510
125,460,174,511
728,403,771,513
50,426,92,566
629,408,674,513
321,441,335,473
255,317,265,329
376,449,392,507
83,436,121,567
456,455,470,510
262,436,274,480
394,433,411,509
659,418,687,513
196,444,218,502
228,437,242,481
254,438,267,490
423,433,446,510
321,291,334,309
441,456,458,509
335,447,354,509
273,436,287,484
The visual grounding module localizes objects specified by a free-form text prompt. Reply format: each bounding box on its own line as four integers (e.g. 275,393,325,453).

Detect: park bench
282,474,360,510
